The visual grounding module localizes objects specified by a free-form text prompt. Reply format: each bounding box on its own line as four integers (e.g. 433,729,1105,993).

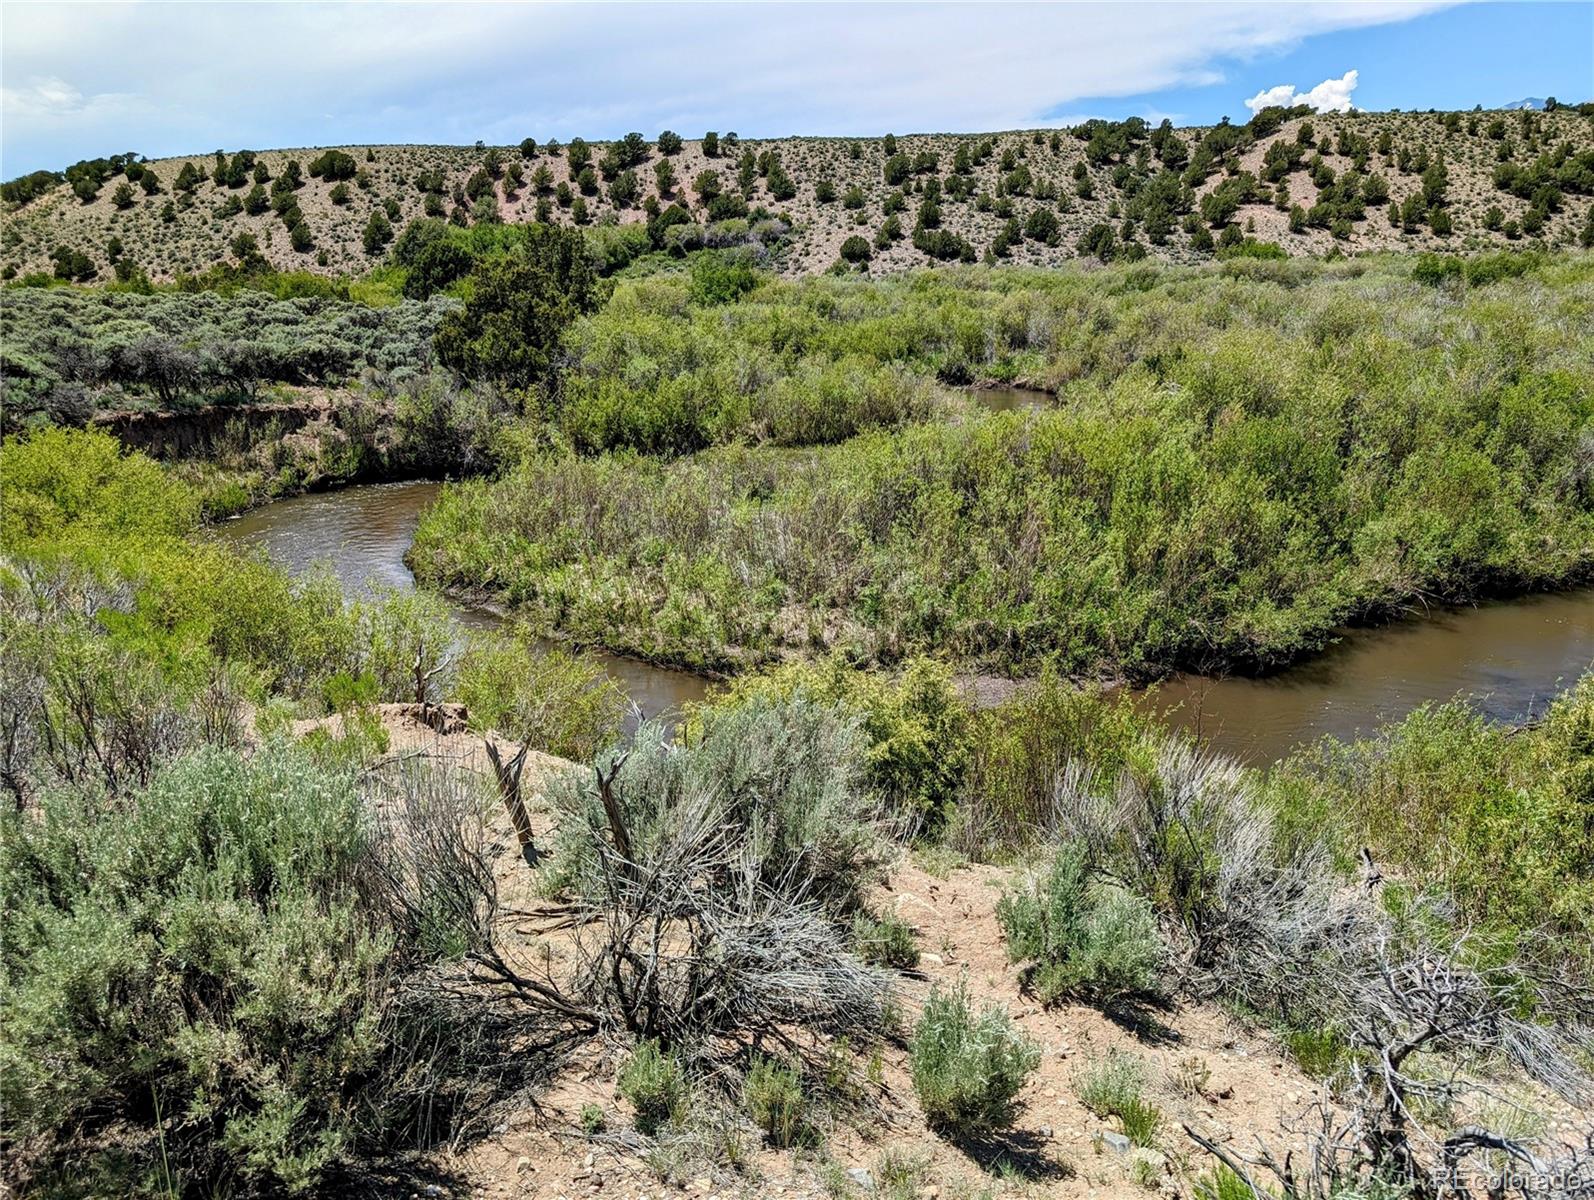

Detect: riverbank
7,426,1592,1200
410,255,1594,689
228,479,1594,766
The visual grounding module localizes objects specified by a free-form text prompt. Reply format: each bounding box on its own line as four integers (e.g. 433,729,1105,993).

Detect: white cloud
1245,69,1361,115
2,75,87,117
0,75,136,119
1,4,1444,173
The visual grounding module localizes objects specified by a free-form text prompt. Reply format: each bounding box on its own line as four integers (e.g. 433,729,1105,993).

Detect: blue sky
3,2,1591,176
1082,2,1594,126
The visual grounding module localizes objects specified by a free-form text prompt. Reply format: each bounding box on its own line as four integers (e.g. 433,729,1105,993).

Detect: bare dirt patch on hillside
337,705,1332,1200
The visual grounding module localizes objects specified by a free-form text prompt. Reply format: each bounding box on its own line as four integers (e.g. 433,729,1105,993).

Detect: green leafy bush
617,1040,688,1135
851,911,921,969
688,250,760,305
1074,1052,1160,1147
996,843,1162,1006
454,624,624,760
0,746,478,1194
704,656,971,824
957,675,1146,858
909,980,1039,1137
1272,681,1594,966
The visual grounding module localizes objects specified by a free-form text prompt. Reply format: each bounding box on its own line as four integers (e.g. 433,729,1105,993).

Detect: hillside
5,105,1593,282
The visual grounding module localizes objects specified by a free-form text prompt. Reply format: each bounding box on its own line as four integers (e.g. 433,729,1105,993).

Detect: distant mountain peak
1502,97,1546,110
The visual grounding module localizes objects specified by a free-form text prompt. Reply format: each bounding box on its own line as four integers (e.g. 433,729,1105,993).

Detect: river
212,481,715,721
215,480,1593,766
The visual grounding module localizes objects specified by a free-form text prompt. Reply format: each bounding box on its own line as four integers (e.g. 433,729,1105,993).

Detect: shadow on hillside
1104,993,1184,1046
956,1128,1077,1181
333,1157,472,1199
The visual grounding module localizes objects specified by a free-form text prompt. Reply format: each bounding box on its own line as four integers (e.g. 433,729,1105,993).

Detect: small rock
1038,1124,1054,1139
1131,1147,1167,1175
921,953,945,967
690,1180,712,1193
516,1156,531,1173
847,1167,874,1189
1042,1087,1057,1098
1100,1131,1132,1155
584,1152,595,1169
493,1122,509,1135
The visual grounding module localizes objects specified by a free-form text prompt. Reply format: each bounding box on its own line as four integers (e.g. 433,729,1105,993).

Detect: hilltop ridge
4,104,1593,282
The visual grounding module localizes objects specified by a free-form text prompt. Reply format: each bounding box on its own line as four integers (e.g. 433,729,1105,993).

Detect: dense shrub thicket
1273,683,1594,965
0,287,455,428
555,272,946,452
0,428,463,728
413,254,1594,680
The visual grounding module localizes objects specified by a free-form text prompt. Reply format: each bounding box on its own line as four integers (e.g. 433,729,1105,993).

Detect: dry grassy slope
357,705,1333,1199
355,705,1585,1199
5,109,1592,282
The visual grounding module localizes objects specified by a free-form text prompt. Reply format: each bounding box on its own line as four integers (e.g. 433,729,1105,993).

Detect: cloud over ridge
1245,70,1361,115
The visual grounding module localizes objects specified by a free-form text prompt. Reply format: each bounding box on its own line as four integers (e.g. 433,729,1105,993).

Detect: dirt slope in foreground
353,707,1331,1200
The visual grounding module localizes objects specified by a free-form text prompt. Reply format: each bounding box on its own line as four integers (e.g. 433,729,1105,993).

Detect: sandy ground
342,705,1332,1200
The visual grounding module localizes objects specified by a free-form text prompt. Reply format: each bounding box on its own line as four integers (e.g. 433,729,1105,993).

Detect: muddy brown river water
215,480,1593,766
212,481,715,722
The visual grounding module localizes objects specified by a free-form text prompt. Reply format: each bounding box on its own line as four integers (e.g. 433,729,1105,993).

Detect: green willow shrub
956,674,1146,858
359,587,457,703
0,425,197,542
1272,680,1594,963
910,979,1040,1137
554,276,948,454
454,624,624,761
2,429,453,713
687,250,760,305
703,655,972,826
0,746,474,1194
996,843,1162,1006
